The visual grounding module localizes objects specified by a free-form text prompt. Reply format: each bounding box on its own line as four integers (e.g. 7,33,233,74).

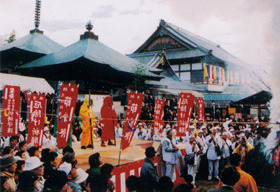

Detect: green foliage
5,30,16,44
132,62,149,92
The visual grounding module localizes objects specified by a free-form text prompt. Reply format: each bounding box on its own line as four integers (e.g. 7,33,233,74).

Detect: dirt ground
45,140,279,192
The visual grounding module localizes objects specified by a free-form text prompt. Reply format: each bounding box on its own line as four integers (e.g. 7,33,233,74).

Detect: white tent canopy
0,73,54,94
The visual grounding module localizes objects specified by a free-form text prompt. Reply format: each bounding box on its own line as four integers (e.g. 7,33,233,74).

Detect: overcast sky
0,0,279,73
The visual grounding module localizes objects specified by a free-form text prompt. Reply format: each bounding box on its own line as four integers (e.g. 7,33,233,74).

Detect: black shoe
101,141,106,147
81,146,86,149
108,140,114,145
87,145,93,148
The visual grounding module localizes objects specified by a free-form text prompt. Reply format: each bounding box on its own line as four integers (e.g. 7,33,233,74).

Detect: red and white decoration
121,92,143,150
57,84,79,148
197,98,205,123
27,94,46,147
112,149,187,192
176,93,195,137
2,85,21,137
153,99,165,135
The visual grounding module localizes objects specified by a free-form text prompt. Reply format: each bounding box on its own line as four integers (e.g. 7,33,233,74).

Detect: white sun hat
58,162,72,175
23,157,43,171
75,168,89,184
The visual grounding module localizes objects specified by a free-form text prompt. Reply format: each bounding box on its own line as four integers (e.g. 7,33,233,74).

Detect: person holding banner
162,129,183,181
79,97,97,149
100,96,117,147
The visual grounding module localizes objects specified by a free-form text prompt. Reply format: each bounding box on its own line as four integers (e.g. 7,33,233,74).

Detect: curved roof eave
0,32,64,54
19,38,160,79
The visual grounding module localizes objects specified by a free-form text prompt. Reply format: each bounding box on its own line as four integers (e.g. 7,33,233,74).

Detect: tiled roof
203,84,257,102
0,32,63,54
160,20,248,69
20,38,158,78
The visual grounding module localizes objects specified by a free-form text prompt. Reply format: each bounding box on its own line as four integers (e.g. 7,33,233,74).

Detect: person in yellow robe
79,97,97,149
217,154,258,192
233,136,254,163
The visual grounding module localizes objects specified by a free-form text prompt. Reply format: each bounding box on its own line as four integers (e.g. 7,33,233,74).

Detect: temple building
127,19,270,118
0,1,270,120
19,21,162,94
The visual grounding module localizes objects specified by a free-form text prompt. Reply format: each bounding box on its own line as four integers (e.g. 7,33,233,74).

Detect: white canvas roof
0,73,54,94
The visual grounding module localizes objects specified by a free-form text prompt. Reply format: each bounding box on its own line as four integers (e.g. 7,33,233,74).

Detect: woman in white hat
75,168,89,191
24,156,45,192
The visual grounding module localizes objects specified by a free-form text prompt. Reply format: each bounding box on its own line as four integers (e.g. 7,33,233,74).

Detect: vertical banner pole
26,90,31,137
117,135,123,166
113,115,116,146
110,89,116,146
55,83,62,153
89,90,94,149
118,90,129,166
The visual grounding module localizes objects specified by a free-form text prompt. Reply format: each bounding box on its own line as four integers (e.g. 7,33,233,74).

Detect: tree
131,62,150,93
5,30,16,44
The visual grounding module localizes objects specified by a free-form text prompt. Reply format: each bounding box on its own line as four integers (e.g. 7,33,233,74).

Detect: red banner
27,94,46,147
176,93,195,137
2,85,21,137
121,92,143,150
57,84,79,148
153,99,165,135
197,98,205,123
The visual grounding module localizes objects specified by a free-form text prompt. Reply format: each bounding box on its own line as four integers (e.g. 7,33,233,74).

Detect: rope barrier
1,108,279,125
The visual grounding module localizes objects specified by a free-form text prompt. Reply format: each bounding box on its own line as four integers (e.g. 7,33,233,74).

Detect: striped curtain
220,67,225,81
227,70,233,83
235,72,239,84
216,66,220,80
207,64,212,80
211,65,215,80
203,63,208,78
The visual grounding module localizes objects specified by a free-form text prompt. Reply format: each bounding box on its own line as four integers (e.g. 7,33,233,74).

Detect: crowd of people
126,146,252,192
0,92,277,192
0,140,116,192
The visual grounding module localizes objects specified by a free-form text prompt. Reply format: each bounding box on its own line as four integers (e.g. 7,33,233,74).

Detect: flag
121,92,144,150
228,70,233,83
221,68,225,81
27,94,46,148
177,93,195,137
153,99,165,135
2,85,21,137
207,64,212,80
235,72,239,84
197,98,205,123
216,66,220,80
57,84,79,148
211,65,215,80
203,63,208,78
